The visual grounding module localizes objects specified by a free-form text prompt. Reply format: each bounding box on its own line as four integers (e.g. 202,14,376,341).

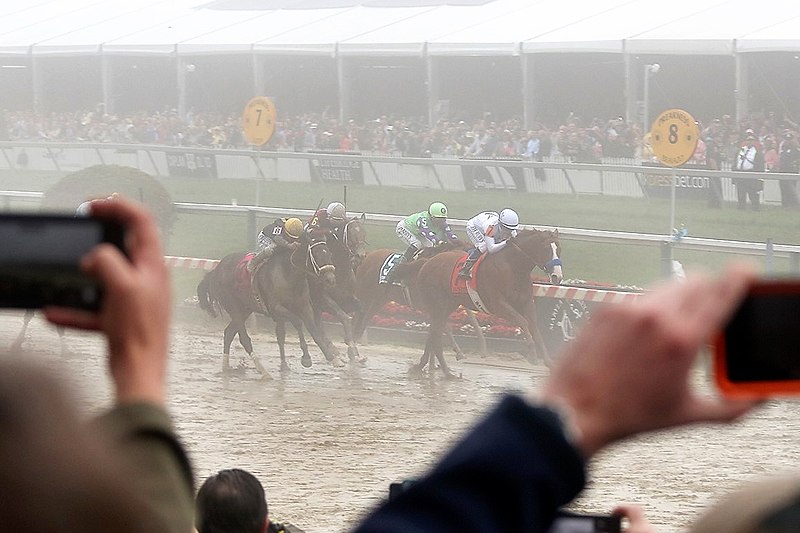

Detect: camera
0,213,126,310
714,279,800,398
548,511,621,533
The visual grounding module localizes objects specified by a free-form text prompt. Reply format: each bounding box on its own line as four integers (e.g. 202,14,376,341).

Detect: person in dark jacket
733,134,765,210
354,264,760,533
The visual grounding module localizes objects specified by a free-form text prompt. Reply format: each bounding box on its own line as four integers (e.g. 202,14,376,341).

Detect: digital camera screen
725,293,800,382
0,218,103,265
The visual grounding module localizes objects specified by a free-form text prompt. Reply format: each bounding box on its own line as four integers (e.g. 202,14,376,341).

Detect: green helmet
428,202,448,218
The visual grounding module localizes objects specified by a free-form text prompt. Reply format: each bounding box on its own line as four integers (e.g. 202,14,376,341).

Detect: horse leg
467,309,488,358
322,293,363,363
222,319,240,372
275,320,290,372
411,335,433,375
430,314,457,379
445,326,466,361
297,302,344,367
271,303,315,368
494,300,538,365
353,294,382,344
523,299,551,367
10,310,34,351
236,321,271,380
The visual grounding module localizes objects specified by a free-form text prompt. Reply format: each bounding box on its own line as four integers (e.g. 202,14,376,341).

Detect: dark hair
196,469,268,533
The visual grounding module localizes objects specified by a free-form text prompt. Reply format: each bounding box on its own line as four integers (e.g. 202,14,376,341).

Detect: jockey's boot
458,248,482,279
402,245,417,262
385,246,416,283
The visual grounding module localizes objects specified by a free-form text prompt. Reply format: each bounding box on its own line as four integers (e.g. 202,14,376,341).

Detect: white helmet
498,208,519,230
326,201,346,221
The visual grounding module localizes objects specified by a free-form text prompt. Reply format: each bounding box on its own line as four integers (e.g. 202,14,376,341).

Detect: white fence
2,141,798,204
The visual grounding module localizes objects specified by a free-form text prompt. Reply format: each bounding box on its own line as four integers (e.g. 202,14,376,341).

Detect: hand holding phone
714,279,800,398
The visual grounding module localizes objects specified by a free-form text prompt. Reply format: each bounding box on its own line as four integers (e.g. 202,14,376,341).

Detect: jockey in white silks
459,208,520,279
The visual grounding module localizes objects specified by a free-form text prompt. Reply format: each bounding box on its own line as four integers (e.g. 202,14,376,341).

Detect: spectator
778,131,800,207
354,264,760,533
733,133,764,210
196,469,269,533
3,198,195,532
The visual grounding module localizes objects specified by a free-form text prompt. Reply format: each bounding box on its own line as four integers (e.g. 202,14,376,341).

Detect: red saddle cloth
450,253,486,295
234,253,256,295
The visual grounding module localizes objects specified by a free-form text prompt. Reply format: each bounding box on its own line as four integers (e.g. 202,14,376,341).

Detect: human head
196,469,268,533
745,134,757,146
428,202,448,219
326,201,346,222
284,218,303,239
498,208,519,231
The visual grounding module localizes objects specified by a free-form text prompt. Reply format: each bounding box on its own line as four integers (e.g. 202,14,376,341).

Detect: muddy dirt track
3,310,800,533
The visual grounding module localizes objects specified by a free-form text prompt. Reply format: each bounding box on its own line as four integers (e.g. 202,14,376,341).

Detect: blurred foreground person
26,197,194,532
355,265,765,533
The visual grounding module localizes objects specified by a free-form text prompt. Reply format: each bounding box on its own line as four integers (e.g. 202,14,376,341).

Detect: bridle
291,239,335,277
509,236,562,275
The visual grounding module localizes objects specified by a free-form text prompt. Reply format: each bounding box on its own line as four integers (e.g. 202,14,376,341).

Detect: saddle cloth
378,252,405,286
234,253,256,295
450,253,489,313
450,253,486,294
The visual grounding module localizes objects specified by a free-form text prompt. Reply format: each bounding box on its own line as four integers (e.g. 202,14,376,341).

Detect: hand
539,264,758,458
45,198,171,407
613,504,656,533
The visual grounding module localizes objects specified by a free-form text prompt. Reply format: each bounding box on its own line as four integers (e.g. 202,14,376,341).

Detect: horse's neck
501,238,544,273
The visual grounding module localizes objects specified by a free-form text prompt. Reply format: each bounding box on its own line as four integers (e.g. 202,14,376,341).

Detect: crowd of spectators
3,107,800,166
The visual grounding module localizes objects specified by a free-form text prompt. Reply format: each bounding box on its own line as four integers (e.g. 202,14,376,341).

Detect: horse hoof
259,372,274,382
280,363,291,372
301,355,312,368
455,351,466,361
331,356,345,368
347,346,359,360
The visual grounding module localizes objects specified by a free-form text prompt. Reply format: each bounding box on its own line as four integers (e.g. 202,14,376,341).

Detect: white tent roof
0,0,798,59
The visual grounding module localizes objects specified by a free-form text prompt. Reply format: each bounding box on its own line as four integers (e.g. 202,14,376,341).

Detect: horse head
339,214,368,271
303,228,336,287
509,228,563,285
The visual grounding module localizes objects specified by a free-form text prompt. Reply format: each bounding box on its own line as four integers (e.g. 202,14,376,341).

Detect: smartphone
0,213,126,310
548,511,621,533
714,279,800,398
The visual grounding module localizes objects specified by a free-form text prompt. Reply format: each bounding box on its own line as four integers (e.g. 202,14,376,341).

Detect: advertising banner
166,151,218,179
640,162,713,200
461,158,527,191
308,151,364,184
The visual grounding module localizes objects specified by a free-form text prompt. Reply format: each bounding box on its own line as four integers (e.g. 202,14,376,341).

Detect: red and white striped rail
531,283,641,303
164,255,220,271
165,254,643,303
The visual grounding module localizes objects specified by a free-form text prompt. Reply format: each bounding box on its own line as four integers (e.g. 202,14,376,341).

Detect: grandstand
2,0,800,125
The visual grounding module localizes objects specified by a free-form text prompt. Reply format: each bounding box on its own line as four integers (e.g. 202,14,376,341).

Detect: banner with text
640,162,713,200
461,158,527,192
308,151,364,184
165,151,218,179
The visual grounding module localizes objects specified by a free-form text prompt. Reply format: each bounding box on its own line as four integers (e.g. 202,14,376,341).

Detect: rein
304,240,335,277
509,238,561,273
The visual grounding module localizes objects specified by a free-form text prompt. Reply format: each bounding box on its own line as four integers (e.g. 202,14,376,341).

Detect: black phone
714,279,800,398
548,511,622,533
0,213,127,310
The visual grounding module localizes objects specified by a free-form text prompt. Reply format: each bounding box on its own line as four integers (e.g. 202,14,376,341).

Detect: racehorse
197,229,341,378
305,216,367,362
352,241,487,359
414,229,563,377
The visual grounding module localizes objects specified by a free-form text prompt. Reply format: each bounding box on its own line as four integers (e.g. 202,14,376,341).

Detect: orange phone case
713,279,800,399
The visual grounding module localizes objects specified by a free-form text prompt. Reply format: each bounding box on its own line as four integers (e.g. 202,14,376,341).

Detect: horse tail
197,272,218,318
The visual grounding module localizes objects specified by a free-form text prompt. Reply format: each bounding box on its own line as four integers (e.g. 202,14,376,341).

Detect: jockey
458,208,519,279
396,201,459,262
307,201,347,232
246,217,304,273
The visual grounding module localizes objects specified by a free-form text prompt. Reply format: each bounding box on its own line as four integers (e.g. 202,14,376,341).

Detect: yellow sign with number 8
649,108,699,167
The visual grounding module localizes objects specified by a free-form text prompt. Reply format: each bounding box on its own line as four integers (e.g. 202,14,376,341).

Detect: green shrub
41,165,176,235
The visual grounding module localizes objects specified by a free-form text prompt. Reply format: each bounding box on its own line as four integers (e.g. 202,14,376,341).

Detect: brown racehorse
352,241,487,359
414,229,563,377
197,229,341,378
305,216,367,362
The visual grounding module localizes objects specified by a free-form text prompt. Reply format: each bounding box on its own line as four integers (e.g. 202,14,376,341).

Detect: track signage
242,96,276,146
649,108,699,167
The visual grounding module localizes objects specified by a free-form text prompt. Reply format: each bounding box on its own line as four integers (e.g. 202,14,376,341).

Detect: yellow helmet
284,218,304,239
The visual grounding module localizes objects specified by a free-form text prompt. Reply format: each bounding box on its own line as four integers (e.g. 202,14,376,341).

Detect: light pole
643,63,660,134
